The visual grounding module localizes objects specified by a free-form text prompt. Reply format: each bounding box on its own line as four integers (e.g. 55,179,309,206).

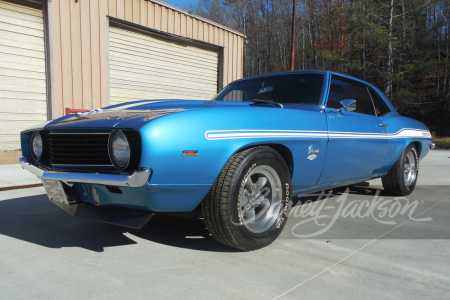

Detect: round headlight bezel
108,130,131,170
31,132,43,161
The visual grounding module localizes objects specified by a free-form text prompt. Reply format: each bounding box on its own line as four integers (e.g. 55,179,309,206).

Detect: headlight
109,130,130,168
31,132,43,160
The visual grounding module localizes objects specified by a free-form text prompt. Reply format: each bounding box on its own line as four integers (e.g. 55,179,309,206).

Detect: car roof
231,70,369,85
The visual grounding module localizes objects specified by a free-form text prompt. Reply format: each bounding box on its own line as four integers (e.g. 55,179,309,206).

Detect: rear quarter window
368,88,391,116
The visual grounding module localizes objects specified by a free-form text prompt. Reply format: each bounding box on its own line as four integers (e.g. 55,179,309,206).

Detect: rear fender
381,115,432,173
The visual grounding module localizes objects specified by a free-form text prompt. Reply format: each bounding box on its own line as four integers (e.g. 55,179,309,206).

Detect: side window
368,87,391,116
326,76,375,116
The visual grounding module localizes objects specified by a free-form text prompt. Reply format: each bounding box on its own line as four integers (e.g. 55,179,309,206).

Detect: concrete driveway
0,151,449,299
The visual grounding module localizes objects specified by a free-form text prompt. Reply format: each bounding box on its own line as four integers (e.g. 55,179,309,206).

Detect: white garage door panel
109,68,216,89
110,83,214,98
108,49,217,77
0,21,43,37
0,36,44,51
0,67,45,80
0,75,44,86
0,5,42,22
110,83,214,100
0,99,47,113
110,75,216,93
109,80,215,100
0,112,45,121
0,44,44,59
109,40,218,68
0,1,46,150
108,46,217,78
109,26,219,105
0,91,46,101
0,120,42,149
108,62,217,85
109,34,218,60
108,56,216,84
0,13,44,30
0,29,43,44
0,1,42,16
0,60,45,73
0,52,44,66
0,83,46,94
110,91,206,103
109,29,218,62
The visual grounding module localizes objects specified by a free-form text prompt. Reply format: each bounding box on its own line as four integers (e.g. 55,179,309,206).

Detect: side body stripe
205,128,431,140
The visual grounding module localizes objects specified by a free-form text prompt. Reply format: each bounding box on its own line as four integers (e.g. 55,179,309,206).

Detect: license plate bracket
42,180,70,205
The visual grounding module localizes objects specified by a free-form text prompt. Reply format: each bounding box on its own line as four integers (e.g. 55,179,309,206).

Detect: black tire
382,144,419,196
201,146,292,251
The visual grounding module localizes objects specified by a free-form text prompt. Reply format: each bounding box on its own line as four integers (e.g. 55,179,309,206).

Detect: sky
162,0,198,10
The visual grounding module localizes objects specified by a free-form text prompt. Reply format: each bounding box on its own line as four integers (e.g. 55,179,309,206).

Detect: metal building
0,0,245,150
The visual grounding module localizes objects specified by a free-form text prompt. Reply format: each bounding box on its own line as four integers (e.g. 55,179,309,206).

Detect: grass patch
435,141,450,149
434,136,450,142
433,136,450,149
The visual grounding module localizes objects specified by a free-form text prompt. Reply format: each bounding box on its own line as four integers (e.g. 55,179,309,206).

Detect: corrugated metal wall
49,0,244,118
0,1,47,150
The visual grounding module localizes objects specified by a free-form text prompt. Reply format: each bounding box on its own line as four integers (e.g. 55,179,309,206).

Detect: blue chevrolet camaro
20,70,434,250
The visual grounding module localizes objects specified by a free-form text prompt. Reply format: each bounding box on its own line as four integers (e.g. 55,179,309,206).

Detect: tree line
189,0,450,133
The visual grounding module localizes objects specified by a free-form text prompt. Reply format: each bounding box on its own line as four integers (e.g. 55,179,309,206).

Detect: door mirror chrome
332,99,357,113
341,99,357,111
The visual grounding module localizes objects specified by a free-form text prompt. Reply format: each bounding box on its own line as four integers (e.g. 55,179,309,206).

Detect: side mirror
333,99,357,113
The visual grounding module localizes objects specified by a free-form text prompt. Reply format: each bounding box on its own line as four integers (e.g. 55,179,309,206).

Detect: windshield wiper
250,99,283,108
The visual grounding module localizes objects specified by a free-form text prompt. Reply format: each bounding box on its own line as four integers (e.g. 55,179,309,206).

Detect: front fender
138,106,328,190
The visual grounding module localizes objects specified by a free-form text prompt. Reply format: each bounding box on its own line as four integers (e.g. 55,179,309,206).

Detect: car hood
44,99,323,130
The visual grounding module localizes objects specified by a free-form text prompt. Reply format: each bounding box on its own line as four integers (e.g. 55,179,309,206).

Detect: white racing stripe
108,100,170,111
75,100,175,116
205,128,431,140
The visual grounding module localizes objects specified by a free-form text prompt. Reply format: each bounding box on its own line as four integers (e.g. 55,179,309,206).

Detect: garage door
0,1,47,150
108,26,219,105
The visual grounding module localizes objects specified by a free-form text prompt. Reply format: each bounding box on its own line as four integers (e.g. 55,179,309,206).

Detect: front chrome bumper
430,142,436,149
20,157,151,187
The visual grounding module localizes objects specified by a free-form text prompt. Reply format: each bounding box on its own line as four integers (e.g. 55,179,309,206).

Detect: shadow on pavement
0,194,236,253
291,182,386,208
1,183,448,252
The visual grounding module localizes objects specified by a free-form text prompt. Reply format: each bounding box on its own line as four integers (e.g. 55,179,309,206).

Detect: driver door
317,75,389,185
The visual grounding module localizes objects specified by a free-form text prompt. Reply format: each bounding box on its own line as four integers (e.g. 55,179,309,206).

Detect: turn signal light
182,150,198,156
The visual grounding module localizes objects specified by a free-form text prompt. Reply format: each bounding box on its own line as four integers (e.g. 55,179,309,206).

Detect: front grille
47,133,112,165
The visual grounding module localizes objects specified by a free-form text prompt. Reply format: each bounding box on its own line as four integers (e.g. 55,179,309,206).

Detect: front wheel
201,146,292,251
382,144,419,196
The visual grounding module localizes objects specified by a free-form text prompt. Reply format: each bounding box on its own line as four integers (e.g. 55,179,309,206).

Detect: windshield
213,74,324,105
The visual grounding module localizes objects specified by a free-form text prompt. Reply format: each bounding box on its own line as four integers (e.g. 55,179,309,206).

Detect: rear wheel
201,146,292,251
382,144,419,196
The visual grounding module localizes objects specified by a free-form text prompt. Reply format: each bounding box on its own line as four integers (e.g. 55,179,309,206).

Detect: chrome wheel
202,146,292,250
404,150,417,188
239,165,282,233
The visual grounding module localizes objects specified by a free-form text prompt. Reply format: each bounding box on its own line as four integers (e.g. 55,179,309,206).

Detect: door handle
377,124,388,128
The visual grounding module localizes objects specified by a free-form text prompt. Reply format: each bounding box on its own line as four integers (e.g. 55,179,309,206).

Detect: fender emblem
307,145,319,160
307,154,317,161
